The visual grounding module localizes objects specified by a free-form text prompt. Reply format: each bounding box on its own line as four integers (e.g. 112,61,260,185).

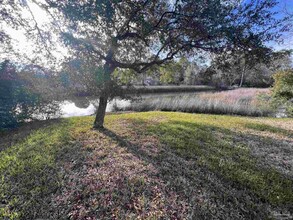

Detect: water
60,98,132,118
61,101,97,118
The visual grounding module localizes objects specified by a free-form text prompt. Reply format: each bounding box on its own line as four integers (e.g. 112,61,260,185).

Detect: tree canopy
43,0,289,70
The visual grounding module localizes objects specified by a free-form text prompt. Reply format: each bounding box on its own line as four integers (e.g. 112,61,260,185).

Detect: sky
261,0,293,51
2,1,68,67
2,0,293,65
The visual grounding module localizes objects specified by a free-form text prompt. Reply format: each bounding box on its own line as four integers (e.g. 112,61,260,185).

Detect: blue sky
267,0,293,50
241,0,292,50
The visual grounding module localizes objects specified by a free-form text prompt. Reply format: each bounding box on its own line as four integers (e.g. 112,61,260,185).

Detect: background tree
183,61,200,85
157,58,200,85
211,47,270,87
195,67,218,87
159,61,184,85
245,50,292,87
272,70,293,100
209,48,292,87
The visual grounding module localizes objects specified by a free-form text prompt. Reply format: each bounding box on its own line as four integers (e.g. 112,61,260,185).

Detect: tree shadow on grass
101,119,293,219
103,117,293,219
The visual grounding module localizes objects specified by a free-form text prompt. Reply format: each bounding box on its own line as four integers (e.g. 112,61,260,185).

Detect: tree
0,1,59,64
195,67,218,86
184,61,199,85
61,57,129,99
210,48,292,87
272,70,293,101
2,0,291,128
158,58,199,85
159,61,184,84
245,50,293,87
211,47,268,87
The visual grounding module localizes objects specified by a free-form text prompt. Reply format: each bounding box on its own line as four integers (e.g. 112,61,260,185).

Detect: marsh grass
123,88,273,117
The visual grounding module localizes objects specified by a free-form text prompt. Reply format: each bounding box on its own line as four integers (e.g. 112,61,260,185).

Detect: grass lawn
0,112,292,219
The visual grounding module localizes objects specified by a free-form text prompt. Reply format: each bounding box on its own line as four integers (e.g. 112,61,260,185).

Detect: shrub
0,61,60,129
272,70,293,100
0,78,38,128
271,70,293,117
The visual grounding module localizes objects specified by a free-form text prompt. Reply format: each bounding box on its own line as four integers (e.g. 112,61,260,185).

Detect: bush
0,61,60,129
271,70,293,117
272,70,293,99
0,78,36,128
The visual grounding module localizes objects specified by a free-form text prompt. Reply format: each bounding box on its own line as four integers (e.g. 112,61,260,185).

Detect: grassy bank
0,112,292,219
122,88,273,117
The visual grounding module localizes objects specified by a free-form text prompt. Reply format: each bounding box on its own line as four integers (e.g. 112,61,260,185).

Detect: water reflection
60,98,132,117
61,101,96,118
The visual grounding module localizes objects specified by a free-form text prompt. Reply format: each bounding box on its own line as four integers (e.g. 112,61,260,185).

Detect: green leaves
0,60,60,129
272,70,293,101
159,61,184,84
272,70,293,116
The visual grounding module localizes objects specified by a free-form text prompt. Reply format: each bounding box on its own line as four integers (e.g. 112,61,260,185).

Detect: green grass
245,122,292,136
0,112,292,219
146,117,292,205
0,119,76,219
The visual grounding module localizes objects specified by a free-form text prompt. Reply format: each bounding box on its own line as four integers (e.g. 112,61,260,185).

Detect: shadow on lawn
100,119,293,219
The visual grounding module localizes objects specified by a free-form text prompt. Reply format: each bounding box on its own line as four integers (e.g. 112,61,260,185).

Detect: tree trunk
239,60,246,87
93,61,115,129
93,94,109,129
239,71,244,87
142,72,145,85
